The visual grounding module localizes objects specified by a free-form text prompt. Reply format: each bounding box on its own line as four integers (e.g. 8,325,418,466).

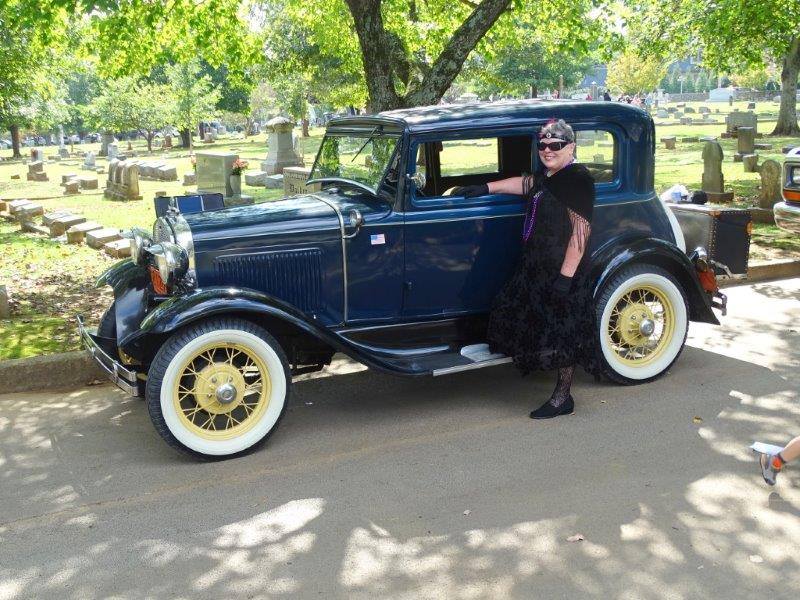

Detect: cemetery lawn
1,106,799,361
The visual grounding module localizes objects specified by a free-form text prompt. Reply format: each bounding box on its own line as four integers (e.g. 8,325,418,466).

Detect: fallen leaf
87,379,103,386
749,555,763,564
566,534,584,542
600,400,606,404
692,416,703,424
462,510,471,516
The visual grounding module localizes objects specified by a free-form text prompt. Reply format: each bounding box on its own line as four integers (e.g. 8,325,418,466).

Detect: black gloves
552,273,573,298
453,184,489,198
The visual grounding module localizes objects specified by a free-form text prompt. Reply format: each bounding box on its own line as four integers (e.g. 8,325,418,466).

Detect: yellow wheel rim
606,285,675,366
172,342,271,440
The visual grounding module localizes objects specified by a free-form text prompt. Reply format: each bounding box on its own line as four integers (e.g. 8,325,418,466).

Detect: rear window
573,129,616,183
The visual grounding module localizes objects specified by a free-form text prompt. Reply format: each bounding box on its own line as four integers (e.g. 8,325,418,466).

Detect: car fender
137,287,422,375
96,259,148,294
591,236,719,325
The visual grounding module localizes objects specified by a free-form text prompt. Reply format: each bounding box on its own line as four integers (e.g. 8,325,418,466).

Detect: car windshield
310,132,400,193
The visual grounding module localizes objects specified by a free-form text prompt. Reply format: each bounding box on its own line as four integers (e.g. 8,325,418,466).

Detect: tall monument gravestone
261,116,304,175
701,141,733,202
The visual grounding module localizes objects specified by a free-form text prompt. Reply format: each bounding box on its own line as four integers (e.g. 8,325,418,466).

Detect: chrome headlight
147,242,188,288
124,228,153,265
152,217,175,244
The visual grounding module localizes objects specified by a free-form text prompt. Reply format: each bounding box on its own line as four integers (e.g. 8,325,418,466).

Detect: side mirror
409,171,426,191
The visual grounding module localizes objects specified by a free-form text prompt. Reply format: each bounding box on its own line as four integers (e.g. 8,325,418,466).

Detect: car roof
327,99,652,135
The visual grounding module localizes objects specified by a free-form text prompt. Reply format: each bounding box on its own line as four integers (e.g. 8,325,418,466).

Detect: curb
0,351,105,395
1,260,798,396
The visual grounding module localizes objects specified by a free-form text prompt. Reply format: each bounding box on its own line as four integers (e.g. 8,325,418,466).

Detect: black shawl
541,163,595,222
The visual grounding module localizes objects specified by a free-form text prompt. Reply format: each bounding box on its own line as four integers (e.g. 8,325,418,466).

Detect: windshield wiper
350,127,380,163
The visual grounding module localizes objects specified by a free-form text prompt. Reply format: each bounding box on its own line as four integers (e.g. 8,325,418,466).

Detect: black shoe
530,395,574,419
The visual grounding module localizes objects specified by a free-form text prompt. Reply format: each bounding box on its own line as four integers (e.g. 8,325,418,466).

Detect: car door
401,132,532,318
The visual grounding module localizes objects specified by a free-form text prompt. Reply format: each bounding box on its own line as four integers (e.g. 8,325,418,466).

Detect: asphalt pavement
1,279,799,600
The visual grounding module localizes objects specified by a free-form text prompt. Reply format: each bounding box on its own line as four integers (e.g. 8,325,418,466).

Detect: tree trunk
302,118,309,137
146,133,153,152
10,124,21,158
180,128,192,149
346,0,401,113
772,36,800,136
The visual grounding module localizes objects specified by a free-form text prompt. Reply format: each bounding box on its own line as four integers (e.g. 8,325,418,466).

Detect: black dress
487,163,599,375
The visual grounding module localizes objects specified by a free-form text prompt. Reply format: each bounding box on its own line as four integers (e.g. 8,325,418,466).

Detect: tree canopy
627,0,800,134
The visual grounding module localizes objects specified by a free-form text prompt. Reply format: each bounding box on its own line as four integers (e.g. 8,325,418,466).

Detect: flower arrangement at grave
231,158,249,176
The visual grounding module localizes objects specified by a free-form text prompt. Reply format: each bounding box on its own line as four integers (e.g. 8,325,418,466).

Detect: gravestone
662,136,676,149
16,203,43,221
754,143,772,150
78,176,98,190
196,152,237,197
50,214,86,236
736,127,755,156
656,109,669,118
680,117,693,125
107,142,119,160
244,171,267,186
87,228,122,249
0,285,8,319
26,161,48,182
747,102,756,109
58,125,69,158
30,148,43,162
157,165,178,181
261,116,304,175
66,221,102,244
684,107,695,113
42,211,73,227
203,133,214,143
725,110,757,134
104,239,132,259
742,154,759,173
593,154,605,163
183,172,196,186
758,160,782,208
698,106,710,114
701,141,733,201
64,180,80,195
265,174,284,189
100,132,115,156
82,151,96,171
283,167,321,196
163,134,172,149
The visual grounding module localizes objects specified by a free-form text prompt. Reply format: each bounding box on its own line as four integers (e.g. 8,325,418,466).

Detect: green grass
0,104,798,361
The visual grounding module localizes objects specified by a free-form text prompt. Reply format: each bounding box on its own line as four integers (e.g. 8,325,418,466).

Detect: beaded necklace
521,158,575,243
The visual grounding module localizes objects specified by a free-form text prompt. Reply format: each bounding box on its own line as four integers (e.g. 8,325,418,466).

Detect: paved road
1,279,799,600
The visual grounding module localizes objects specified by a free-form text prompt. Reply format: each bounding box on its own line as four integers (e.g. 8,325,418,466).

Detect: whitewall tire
146,318,290,459
596,265,689,384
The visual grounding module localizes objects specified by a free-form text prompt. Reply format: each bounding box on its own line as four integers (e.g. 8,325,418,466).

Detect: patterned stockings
549,365,575,407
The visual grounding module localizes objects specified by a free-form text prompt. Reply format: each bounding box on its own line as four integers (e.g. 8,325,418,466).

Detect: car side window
410,134,533,200
573,129,616,184
439,138,498,177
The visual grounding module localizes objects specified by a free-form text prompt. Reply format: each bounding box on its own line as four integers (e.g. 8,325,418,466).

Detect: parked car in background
774,147,800,233
80,99,746,459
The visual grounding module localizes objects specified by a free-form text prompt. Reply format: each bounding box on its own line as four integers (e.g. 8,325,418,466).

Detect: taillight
149,266,168,294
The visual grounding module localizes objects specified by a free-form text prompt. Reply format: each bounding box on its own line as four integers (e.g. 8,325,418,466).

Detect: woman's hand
452,184,489,198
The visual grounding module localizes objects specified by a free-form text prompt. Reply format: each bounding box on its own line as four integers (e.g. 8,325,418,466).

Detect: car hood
184,193,342,242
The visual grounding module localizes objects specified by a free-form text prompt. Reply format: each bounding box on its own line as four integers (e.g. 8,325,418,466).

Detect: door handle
344,208,364,239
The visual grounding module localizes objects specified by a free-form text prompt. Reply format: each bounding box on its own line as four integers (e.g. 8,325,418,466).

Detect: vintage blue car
79,100,733,459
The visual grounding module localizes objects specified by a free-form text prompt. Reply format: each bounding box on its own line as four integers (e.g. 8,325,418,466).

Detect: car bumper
774,202,800,234
77,314,144,397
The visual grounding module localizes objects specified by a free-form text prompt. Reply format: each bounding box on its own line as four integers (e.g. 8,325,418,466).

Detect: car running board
431,343,512,376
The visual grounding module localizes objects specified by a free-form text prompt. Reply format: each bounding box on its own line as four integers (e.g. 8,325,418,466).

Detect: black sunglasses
537,140,570,151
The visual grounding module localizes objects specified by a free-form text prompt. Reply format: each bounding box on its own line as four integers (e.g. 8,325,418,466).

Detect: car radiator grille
213,249,323,312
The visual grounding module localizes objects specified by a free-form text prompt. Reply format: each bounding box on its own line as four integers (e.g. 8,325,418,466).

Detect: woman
454,119,597,419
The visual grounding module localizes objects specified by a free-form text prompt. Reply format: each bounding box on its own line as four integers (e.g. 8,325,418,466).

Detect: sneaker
760,453,781,486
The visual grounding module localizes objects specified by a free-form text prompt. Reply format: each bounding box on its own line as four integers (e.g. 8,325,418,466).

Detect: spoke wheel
596,265,688,384
146,318,290,459
173,342,271,440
